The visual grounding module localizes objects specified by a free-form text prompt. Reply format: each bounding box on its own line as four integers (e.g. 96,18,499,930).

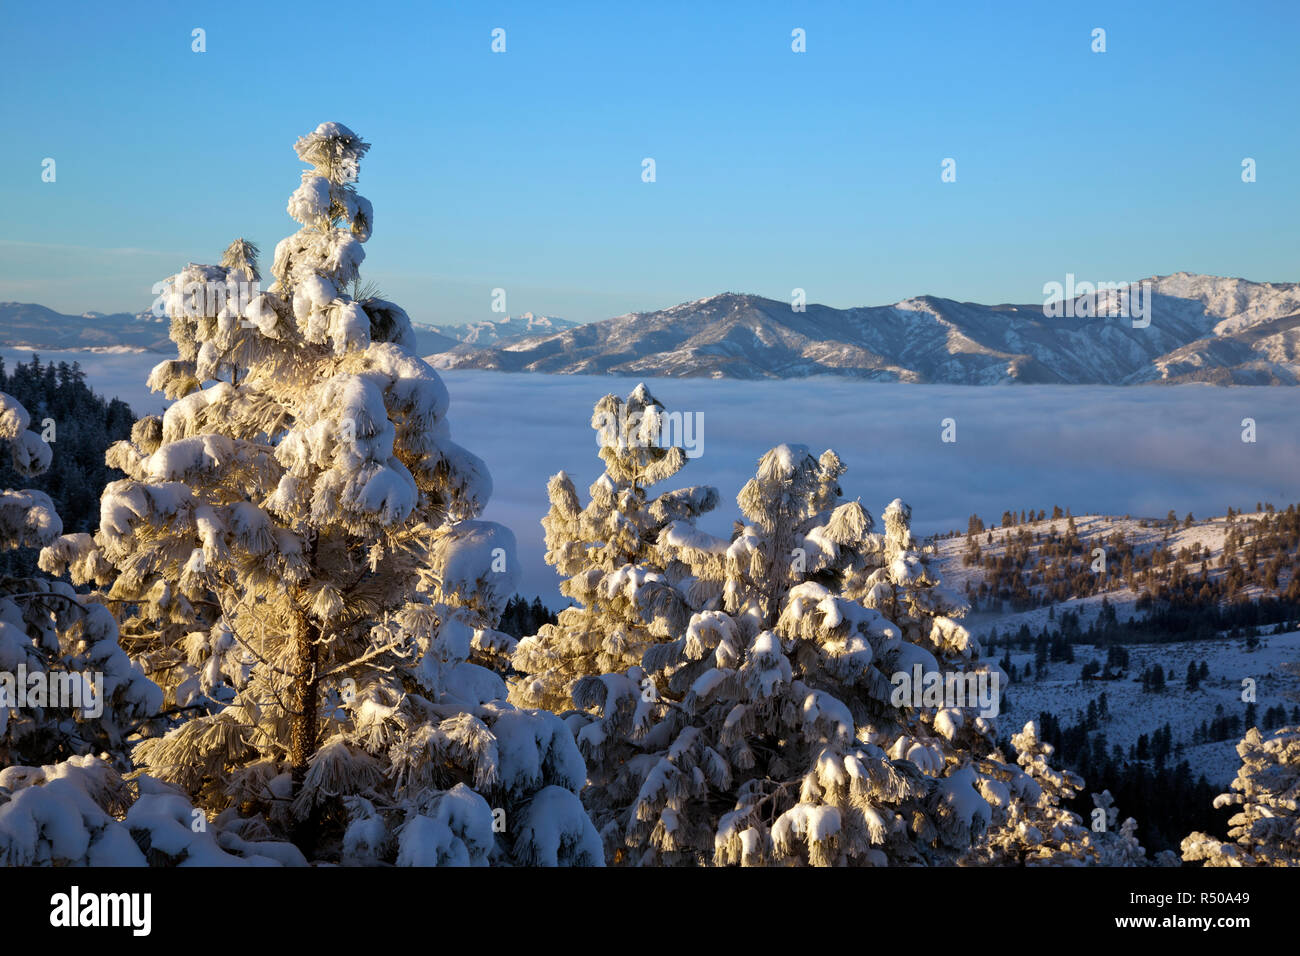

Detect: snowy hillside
931,509,1300,785
429,274,1300,384
934,511,1272,621
995,630,1300,786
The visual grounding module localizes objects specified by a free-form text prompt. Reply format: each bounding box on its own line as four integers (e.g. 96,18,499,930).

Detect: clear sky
2,0,1297,325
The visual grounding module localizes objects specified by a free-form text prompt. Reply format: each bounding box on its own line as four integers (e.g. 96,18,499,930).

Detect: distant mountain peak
419,312,578,348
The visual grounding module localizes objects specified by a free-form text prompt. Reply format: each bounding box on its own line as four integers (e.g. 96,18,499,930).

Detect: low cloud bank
14,349,1294,608
444,372,1300,603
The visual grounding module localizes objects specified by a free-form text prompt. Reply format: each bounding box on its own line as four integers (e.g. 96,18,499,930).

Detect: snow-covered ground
931,513,1300,786
992,630,1300,786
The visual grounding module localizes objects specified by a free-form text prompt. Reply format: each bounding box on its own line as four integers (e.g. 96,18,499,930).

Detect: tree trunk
289,607,320,854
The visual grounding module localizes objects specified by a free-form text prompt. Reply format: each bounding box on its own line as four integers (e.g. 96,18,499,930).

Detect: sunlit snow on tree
39,123,600,866
516,405,1083,866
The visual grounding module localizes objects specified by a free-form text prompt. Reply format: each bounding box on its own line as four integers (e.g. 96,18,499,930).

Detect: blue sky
2,0,1297,324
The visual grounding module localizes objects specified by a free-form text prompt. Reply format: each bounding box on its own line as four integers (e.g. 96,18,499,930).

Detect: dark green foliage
1021,710,1228,855
497,594,559,640
0,354,135,576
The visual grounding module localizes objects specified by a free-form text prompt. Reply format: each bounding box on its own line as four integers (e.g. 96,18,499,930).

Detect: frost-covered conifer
965,723,1159,867
562,439,1015,865
1182,725,1300,866
510,385,717,712
0,755,309,866
1088,790,1160,866
0,391,159,768
0,394,270,867
42,124,599,865
961,721,1095,865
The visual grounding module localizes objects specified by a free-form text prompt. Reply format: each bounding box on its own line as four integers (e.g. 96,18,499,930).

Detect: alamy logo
889,665,1000,718
49,886,151,936
593,406,704,458
0,665,103,719
1041,274,1152,329
148,277,261,319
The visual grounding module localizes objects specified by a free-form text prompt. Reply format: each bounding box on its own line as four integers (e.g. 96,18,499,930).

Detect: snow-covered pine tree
41,123,599,866
0,391,160,768
960,720,1096,865
566,441,1016,865
0,754,312,866
1182,724,1300,866
1,391,308,867
39,413,229,723
1087,789,1163,866
510,384,717,712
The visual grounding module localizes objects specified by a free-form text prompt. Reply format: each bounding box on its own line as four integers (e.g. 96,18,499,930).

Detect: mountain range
7,274,1300,384
0,303,572,359
429,274,1300,385
0,303,173,353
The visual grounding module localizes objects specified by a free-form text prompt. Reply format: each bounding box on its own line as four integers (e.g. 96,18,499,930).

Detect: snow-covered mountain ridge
421,312,577,346
0,302,170,352
429,274,1300,384
0,302,571,359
